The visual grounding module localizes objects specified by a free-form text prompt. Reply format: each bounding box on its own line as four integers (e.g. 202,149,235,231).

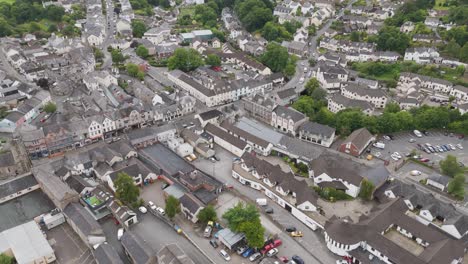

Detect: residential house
338,128,375,157
404,47,440,64
271,105,308,135
341,83,388,108
297,121,336,148
328,94,374,115
205,123,251,157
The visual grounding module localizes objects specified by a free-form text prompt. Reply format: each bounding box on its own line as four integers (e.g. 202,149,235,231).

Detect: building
271,106,307,135
324,198,464,264
328,94,374,115
217,228,246,250
179,193,204,223
297,121,335,148
242,94,276,124
204,123,251,157
450,85,468,102
94,243,124,264
0,221,56,264
221,120,273,156
0,174,40,203
121,231,157,264
341,83,388,108
63,202,105,248
404,47,440,64
157,244,195,264
338,128,375,157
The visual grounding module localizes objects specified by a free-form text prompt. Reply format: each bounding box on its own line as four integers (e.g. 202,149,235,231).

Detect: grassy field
179,6,196,17
0,0,15,4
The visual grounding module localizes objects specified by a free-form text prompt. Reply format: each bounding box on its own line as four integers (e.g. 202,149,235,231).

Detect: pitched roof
179,193,203,215
342,128,374,152
157,244,195,264
298,121,335,138
205,123,248,150
63,203,103,237
121,231,156,264
94,243,124,264
273,105,306,122
0,174,37,198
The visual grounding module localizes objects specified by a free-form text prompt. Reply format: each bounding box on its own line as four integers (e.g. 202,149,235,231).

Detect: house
179,193,204,223
400,21,415,33
311,151,389,197
0,111,24,133
143,23,171,45
271,105,308,134
108,200,138,227
94,244,124,264
281,41,308,57
315,63,348,91
106,161,155,192
426,173,450,192
0,174,40,203
242,94,276,124
341,83,388,108
425,16,440,27
205,123,251,157
297,121,336,148
273,88,298,106
450,85,468,102
338,128,375,157
324,198,464,264
404,47,440,64
221,120,273,156
120,231,157,264
196,109,223,127
328,94,374,115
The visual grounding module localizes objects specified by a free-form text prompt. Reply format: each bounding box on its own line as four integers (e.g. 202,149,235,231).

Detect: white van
414,130,423,138
373,142,385,149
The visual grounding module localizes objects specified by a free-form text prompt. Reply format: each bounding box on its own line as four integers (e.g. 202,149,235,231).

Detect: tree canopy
260,43,296,77
136,45,149,58
448,174,466,200
131,19,147,38
197,205,217,223
358,179,375,201
167,48,204,72
43,102,57,113
205,54,221,67
223,202,265,248
115,173,140,206
440,155,464,177
376,26,410,54
165,195,181,220
235,0,273,32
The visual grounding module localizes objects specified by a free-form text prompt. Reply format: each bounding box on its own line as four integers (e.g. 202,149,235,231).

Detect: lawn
179,6,196,17
86,196,103,207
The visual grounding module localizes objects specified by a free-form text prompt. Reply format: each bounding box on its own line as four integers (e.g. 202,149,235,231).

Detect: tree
93,47,104,60
36,78,49,89
197,205,217,223
194,4,217,27
376,26,410,54
235,0,273,32
308,58,316,67
111,49,126,64
114,173,140,206
205,54,221,67
165,195,181,220
283,62,296,78
43,102,57,113
167,48,204,72
384,102,401,113
350,31,361,42
448,174,466,200
126,63,145,80
131,19,147,38
304,78,320,96
0,254,13,264
222,202,265,248
62,25,76,37
310,87,327,102
358,178,374,201
136,45,149,58
261,43,289,72
48,24,57,33
440,155,463,177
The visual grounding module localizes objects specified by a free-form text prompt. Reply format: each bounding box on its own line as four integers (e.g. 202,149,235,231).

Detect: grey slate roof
273,105,306,122
198,109,223,121
298,121,335,138
0,174,37,198
179,193,202,215
94,243,124,264
342,128,374,152
157,243,195,264
205,123,248,150
121,231,156,264
139,144,193,177
63,203,103,237
0,152,15,167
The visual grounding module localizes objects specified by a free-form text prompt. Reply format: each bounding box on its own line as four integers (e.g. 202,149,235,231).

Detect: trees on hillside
376,26,410,54
235,0,273,32
260,43,296,77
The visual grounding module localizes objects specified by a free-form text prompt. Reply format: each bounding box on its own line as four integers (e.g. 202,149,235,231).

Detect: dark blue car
292,255,304,264
242,248,254,258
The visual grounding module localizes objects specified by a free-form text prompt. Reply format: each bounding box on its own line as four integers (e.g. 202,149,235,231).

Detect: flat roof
0,221,55,264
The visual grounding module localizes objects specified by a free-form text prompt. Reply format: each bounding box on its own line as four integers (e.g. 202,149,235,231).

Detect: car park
220,250,231,261
237,246,247,255
266,248,279,257
148,201,157,210
249,252,262,262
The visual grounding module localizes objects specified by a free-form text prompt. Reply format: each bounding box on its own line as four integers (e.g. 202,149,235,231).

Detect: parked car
237,246,247,255
242,248,255,258
209,239,218,248
457,143,463,149
393,152,402,159
265,207,274,214
285,226,296,232
279,256,289,263
249,252,262,262
390,154,399,161
409,138,416,143
291,255,304,264
261,239,282,254
383,135,391,140
291,231,303,237
410,170,422,176
138,206,147,214
156,207,165,215
148,201,157,210
117,228,124,240
266,248,279,257
420,158,430,162
448,144,456,150
204,225,213,238
220,250,231,261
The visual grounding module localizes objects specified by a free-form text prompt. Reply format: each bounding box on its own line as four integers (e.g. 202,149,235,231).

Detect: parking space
99,217,131,264
370,131,467,166
140,179,167,209
46,223,96,264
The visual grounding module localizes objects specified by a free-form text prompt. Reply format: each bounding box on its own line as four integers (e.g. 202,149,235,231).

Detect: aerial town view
0,0,468,262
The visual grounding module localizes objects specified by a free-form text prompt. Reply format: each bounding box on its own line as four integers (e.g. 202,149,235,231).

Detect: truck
256,198,267,206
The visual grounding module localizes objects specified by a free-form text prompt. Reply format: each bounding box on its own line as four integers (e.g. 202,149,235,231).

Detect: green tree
304,78,320,96
460,43,468,62
350,31,361,42
235,0,273,32
376,26,410,54
205,54,221,66
384,102,401,113
194,4,217,27
165,195,181,220
47,24,57,33
62,25,76,37
444,39,461,58
167,48,204,72
440,155,463,177
0,253,13,264
45,5,65,21
197,205,217,223
131,19,147,38
111,49,126,64
261,43,289,72
447,174,466,200
136,45,149,58
283,62,296,78
358,179,375,201
222,202,264,248
43,102,57,113
310,87,327,102
115,173,140,206
93,47,104,60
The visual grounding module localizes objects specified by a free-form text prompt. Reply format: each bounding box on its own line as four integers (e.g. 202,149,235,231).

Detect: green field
434,0,449,10
179,6,196,17
0,0,15,4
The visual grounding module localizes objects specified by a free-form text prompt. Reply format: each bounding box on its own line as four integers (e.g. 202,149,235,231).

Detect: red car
260,239,282,254
420,158,430,162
